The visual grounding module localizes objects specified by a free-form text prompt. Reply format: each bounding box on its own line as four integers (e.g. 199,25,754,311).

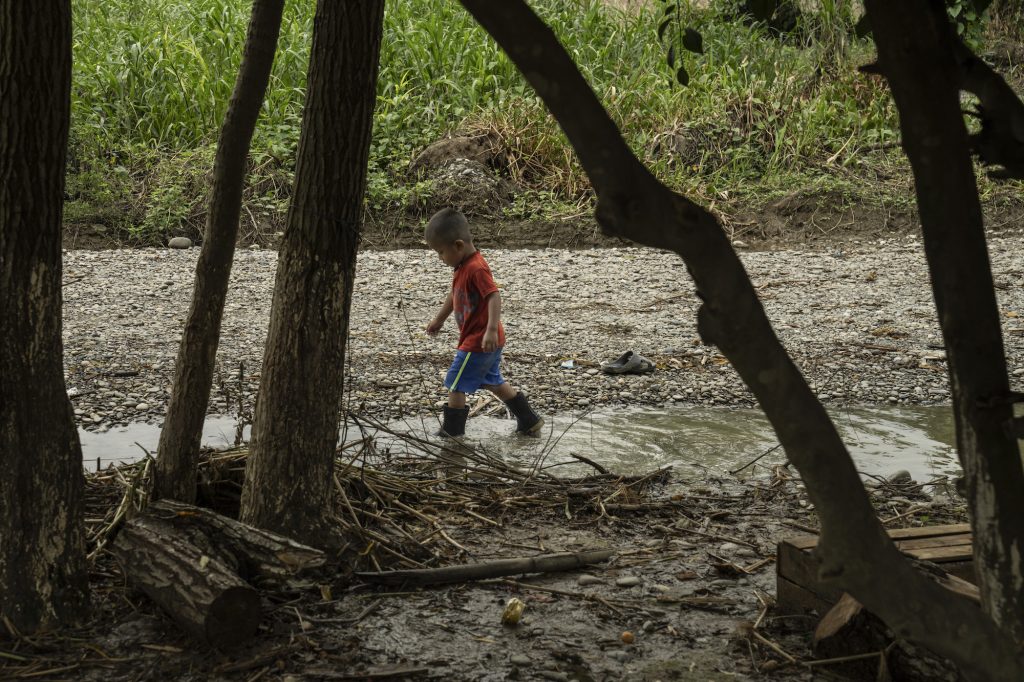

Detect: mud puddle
81,405,965,482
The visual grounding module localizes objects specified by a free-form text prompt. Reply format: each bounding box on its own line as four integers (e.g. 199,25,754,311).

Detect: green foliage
67,0,922,241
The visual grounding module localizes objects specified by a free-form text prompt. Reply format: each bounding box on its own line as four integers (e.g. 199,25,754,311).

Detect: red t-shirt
452,251,505,352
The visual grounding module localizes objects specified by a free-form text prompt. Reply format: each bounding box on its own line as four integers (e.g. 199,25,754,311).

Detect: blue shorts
444,349,505,394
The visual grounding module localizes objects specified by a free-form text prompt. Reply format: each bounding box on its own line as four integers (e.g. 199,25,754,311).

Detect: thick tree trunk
0,0,89,632
864,0,1024,642
239,0,385,545
457,1,1024,678
111,514,261,647
155,0,286,503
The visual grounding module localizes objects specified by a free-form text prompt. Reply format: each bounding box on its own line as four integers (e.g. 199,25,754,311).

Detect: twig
569,452,609,475
730,443,783,475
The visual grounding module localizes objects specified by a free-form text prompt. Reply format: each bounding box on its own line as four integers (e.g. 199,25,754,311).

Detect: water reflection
80,406,971,482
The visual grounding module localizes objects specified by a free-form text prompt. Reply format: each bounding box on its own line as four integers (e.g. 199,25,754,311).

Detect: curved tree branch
951,34,1024,179
457,0,1023,678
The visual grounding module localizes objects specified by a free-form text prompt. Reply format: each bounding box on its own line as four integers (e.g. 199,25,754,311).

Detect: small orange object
621,631,635,644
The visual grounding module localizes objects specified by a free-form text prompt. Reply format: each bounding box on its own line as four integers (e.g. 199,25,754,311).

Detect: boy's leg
483,382,544,436
448,391,467,409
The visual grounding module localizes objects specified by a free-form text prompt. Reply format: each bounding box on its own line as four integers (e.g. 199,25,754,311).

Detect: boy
424,208,544,439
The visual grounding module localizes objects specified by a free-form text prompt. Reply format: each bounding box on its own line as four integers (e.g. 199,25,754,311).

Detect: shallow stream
81,405,966,483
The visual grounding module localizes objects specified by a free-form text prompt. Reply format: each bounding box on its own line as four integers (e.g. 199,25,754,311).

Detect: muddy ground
0,459,968,682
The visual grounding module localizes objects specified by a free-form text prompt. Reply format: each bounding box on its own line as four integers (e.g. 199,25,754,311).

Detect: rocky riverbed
62,233,1024,432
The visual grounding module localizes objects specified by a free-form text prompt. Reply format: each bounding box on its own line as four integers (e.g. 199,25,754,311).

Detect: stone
577,574,604,586
510,655,531,666
167,237,192,249
615,576,642,588
888,469,913,484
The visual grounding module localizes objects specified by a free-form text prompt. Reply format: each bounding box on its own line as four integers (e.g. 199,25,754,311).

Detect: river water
81,405,967,483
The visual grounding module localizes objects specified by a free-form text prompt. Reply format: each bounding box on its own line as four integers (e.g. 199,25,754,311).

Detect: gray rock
577,574,604,586
888,469,913,484
510,655,531,666
615,576,642,588
167,237,192,249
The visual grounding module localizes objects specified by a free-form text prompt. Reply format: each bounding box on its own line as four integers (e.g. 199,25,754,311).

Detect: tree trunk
155,0,286,503
239,0,385,545
457,1,1024,678
0,0,89,633
111,513,261,647
864,0,1024,642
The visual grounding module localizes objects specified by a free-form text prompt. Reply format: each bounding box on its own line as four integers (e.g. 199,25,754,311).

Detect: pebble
577,574,604,586
167,237,192,249
510,655,531,666
59,241,1024,431
615,576,642,588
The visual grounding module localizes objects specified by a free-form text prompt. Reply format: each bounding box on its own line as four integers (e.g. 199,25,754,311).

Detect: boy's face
429,238,467,267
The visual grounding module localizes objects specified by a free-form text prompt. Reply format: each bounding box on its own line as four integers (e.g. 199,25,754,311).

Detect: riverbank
1,444,969,681
63,233,1024,433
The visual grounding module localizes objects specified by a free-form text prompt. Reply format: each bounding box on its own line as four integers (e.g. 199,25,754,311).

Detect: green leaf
682,28,703,54
676,65,690,87
658,17,673,44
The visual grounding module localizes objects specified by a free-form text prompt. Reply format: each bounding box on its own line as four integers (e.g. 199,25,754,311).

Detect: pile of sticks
84,414,672,574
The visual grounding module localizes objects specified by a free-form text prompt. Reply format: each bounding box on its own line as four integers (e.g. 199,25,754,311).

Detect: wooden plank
776,575,832,615
885,523,970,539
895,534,972,551
777,523,977,616
790,524,972,552
909,545,974,563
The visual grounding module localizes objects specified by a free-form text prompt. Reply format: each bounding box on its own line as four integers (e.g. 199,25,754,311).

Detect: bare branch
951,35,1024,179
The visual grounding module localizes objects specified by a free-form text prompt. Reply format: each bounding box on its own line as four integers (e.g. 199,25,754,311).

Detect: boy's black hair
425,208,472,245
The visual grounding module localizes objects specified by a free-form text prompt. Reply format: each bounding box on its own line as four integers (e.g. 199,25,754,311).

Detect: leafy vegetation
67,0,1019,244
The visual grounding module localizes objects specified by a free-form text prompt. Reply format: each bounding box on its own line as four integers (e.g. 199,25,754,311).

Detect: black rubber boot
437,405,469,438
504,391,544,436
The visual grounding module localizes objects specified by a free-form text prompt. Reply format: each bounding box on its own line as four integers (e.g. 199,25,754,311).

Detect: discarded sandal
634,355,655,374
601,350,655,375
601,350,642,374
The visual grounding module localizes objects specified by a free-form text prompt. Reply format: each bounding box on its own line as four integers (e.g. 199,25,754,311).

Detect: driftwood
111,499,326,646
813,594,889,679
355,549,615,586
111,513,261,647
146,499,325,586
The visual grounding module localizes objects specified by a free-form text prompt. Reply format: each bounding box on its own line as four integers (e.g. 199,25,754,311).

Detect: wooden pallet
777,523,976,614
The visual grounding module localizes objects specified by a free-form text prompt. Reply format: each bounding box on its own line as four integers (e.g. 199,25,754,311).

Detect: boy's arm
426,289,453,335
482,291,502,351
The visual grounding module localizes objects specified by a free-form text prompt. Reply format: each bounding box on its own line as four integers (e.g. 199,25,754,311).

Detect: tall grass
69,0,918,241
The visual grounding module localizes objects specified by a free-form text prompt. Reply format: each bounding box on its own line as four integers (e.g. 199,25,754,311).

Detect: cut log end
207,586,261,648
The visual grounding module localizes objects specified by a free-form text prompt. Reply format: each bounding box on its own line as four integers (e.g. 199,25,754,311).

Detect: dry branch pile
85,415,672,577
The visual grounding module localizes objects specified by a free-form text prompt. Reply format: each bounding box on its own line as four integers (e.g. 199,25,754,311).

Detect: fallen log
111,513,260,647
355,548,615,586
146,499,325,586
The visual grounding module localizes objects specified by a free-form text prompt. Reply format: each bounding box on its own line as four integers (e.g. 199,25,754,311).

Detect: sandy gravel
62,233,1024,430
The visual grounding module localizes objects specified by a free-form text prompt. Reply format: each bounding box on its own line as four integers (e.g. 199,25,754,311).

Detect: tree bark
0,0,89,632
239,0,385,545
155,0,286,503
457,1,1024,678
111,513,261,647
864,0,1024,642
